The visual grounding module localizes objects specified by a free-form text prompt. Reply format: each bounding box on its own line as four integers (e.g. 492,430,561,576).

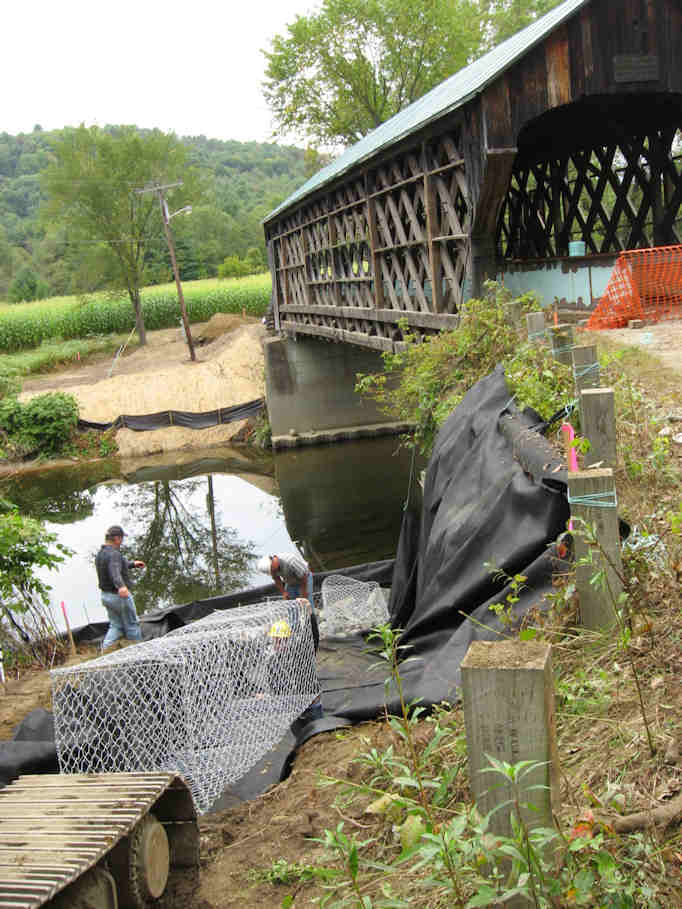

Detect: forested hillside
0,127,306,301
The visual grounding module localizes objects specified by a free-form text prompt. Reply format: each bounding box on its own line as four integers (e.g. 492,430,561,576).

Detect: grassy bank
0,273,271,353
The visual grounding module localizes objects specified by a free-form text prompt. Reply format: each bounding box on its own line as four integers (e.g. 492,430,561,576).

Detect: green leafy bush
18,393,79,454
356,282,573,454
0,392,79,457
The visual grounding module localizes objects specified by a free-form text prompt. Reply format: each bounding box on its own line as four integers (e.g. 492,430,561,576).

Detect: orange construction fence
586,244,682,329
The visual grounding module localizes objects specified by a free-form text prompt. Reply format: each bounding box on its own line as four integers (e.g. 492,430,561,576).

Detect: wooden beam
278,304,459,331
424,172,444,313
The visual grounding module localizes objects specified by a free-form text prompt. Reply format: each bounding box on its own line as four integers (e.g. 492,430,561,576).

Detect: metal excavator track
0,772,199,909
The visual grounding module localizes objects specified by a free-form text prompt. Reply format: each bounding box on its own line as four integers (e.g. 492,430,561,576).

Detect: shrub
18,393,79,455
356,282,572,454
0,392,79,458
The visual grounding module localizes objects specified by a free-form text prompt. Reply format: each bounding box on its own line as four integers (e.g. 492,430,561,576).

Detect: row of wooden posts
459,308,623,903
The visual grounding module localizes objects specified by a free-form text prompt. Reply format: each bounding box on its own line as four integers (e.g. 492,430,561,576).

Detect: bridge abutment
263,336,409,449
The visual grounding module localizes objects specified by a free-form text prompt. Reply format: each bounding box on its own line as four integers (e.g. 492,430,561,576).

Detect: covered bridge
263,0,682,352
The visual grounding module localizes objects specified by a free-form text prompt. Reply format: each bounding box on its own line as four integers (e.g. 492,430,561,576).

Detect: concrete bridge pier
263,336,410,449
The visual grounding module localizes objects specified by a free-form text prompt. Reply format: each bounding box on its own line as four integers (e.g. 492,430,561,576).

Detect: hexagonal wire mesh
319,576,389,637
51,599,319,813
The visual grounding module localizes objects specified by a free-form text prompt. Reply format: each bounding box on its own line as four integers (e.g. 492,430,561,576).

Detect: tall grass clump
0,274,271,352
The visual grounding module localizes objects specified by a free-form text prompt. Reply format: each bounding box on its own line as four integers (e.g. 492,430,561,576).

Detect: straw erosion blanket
19,314,266,458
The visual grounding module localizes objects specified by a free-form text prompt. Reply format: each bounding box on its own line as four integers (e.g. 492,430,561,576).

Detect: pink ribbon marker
561,423,577,531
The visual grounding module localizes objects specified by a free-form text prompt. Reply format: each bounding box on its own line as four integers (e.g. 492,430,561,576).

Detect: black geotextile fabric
77,397,264,432
1,366,574,800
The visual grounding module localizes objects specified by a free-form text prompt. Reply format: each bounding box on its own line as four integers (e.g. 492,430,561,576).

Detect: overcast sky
3,0,315,146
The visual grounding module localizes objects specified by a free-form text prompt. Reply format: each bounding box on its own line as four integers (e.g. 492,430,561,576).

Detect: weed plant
0,274,271,352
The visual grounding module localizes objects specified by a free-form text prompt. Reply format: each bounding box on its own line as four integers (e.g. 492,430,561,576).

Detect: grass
0,333,131,377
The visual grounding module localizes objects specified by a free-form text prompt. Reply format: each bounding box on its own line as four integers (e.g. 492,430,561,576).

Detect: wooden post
567,468,622,630
550,323,574,366
423,173,443,313
60,601,77,658
505,300,524,337
580,387,616,468
571,344,600,396
526,311,546,344
461,641,559,842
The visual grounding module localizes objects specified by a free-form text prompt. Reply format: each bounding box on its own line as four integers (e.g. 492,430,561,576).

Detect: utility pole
136,182,196,362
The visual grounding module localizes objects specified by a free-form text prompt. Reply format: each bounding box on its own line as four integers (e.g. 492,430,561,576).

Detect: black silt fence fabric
78,398,264,432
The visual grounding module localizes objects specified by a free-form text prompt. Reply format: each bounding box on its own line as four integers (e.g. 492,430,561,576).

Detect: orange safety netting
586,244,682,329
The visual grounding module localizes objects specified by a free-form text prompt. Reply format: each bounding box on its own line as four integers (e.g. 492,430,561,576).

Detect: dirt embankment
19,314,266,459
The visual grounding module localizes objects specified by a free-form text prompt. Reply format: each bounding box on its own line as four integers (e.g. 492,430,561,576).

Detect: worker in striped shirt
257,551,314,606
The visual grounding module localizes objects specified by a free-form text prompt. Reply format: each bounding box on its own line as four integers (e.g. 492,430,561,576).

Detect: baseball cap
106,525,126,539
256,555,272,574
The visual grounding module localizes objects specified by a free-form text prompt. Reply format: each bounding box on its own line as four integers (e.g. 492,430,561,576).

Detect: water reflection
1,438,419,632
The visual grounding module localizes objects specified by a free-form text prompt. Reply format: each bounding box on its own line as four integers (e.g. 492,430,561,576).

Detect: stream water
1,437,420,633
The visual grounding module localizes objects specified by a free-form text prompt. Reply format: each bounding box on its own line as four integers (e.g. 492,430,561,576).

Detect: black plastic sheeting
1,366,577,803
77,397,264,432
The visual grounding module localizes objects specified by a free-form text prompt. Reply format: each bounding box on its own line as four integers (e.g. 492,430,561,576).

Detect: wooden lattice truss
268,131,471,350
498,127,682,259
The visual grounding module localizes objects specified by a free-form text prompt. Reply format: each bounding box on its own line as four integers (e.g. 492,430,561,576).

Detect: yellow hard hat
269,619,292,639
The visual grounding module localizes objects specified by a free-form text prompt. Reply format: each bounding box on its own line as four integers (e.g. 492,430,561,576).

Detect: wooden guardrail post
461,640,559,843
550,323,574,366
526,311,546,344
505,300,525,337
571,344,600,395
580,387,616,468
567,468,622,629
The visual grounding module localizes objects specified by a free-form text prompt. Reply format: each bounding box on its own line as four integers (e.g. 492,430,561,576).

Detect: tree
41,126,204,345
0,504,71,616
263,0,484,147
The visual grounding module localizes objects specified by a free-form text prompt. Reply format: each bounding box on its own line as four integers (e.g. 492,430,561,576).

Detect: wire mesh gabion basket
50,599,319,813
319,576,389,637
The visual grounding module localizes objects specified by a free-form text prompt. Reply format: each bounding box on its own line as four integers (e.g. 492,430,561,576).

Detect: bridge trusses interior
498,96,682,259
267,130,468,350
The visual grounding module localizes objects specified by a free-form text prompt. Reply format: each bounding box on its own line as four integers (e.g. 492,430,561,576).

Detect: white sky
3,0,316,146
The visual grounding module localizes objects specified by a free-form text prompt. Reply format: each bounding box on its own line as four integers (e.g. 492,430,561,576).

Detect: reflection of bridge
262,0,682,442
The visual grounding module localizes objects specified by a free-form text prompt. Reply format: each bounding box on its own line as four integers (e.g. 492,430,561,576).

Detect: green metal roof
265,0,590,223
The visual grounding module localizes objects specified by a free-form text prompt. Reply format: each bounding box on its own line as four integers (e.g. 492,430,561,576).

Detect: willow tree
42,125,203,345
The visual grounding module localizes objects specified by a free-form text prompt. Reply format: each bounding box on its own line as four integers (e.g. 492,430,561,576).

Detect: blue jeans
285,572,314,606
101,592,142,650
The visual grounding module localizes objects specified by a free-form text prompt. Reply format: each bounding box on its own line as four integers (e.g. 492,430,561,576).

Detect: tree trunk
130,287,147,345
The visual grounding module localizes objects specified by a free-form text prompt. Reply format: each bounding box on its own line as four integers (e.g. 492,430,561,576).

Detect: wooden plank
546,24,572,108
279,304,458,330
472,148,517,237
482,74,513,149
